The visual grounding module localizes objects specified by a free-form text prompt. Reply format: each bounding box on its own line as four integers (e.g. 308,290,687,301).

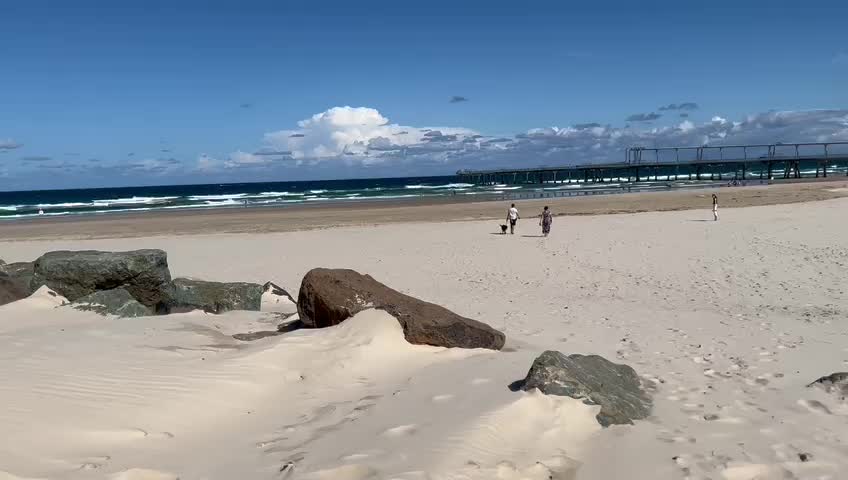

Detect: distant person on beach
712,194,718,221
539,206,553,237
507,203,519,234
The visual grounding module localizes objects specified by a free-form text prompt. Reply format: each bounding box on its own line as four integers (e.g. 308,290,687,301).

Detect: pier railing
457,141,848,185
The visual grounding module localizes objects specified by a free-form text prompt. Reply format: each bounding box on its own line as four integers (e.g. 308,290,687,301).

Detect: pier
457,141,848,185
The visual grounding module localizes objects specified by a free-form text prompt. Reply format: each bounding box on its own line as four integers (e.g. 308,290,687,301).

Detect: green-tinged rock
0,261,35,296
521,350,653,426
1,272,29,306
72,288,152,317
167,278,262,313
30,250,171,311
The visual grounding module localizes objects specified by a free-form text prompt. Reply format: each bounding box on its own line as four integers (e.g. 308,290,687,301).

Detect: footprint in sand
301,464,378,480
109,468,179,480
798,399,833,415
382,424,417,437
77,456,112,471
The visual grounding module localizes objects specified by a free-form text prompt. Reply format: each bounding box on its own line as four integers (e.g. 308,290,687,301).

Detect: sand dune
1,197,847,479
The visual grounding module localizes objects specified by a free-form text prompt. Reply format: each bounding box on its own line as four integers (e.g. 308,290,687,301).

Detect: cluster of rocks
0,250,505,351
5,249,672,428
0,249,282,318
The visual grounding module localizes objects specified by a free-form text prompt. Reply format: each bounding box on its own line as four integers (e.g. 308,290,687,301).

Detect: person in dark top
539,206,553,237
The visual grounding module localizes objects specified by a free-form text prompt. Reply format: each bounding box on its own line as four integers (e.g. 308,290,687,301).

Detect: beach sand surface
1,195,847,479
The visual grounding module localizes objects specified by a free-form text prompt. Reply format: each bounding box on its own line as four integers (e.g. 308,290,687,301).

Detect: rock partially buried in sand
261,281,297,314
30,250,171,310
0,272,29,306
166,278,262,313
520,350,652,426
297,268,506,350
0,261,36,296
71,288,152,318
807,372,848,397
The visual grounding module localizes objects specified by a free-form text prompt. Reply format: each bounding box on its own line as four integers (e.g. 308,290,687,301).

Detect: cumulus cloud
449,96,469,103
225,150,268,168
196,154,222,172
573,122,603,130
659,102,699,111
261,106,477,166
223,106,848,176
626,112,662,122
0,139,23,151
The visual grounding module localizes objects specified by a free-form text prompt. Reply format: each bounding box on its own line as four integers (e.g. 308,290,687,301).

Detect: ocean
0,175,724,220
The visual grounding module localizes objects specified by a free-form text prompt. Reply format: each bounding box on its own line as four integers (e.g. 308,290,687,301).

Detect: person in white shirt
712,194,718,221
507,203,520,234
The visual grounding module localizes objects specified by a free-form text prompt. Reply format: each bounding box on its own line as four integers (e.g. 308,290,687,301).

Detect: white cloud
225,150,267,168
196,154,222,172
222,107,848,175
0,139,23,150
262,106,477,165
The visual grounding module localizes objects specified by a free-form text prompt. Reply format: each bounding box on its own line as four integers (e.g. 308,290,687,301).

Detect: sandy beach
2,179,846,240
2,185,848,479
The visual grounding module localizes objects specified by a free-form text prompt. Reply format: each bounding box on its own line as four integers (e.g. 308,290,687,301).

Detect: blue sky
1,0,847,190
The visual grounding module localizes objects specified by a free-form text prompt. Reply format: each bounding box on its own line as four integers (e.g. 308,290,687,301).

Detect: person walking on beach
507,203,519,234
712,194,718,221
539,206,553,237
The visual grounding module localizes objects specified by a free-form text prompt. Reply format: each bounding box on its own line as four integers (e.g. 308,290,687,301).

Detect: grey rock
297,268,505,350
808,372,848,396
232,330,283,341
520,350,653,426
71,288,152,318
31,250,171,310
0,262,36,295
167,278,262,313
1,272,29,306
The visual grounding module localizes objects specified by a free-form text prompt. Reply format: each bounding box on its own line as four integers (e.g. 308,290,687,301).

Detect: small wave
309,189,327,194
92,196,178,206
0,205,21,211
188,194,248,201
203,199,242,206
490,186,521,191
404,183,474,190
36,202,92,209
256,191,305,197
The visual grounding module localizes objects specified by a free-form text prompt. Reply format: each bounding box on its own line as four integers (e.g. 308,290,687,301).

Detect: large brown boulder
30,250,172,311
297,268,505,350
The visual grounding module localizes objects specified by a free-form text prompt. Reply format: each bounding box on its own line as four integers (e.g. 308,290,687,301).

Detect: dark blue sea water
0,175,724,220
0,176,488,219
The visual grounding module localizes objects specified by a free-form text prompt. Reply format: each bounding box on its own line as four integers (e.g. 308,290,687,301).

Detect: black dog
500,224,508,234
